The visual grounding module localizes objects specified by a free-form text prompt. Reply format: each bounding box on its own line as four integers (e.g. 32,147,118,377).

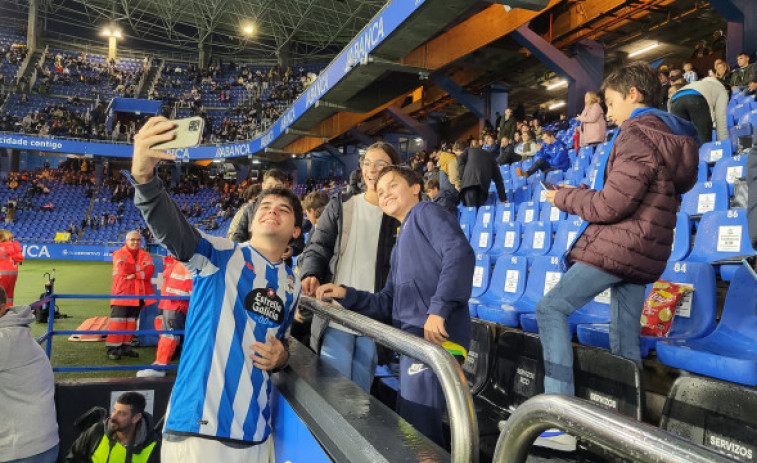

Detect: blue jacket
534,140,570,171
340,201,474,350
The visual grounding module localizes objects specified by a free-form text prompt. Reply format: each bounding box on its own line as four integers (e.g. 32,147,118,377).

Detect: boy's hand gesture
250,335,288,370
132,117,177,184
424,314,448,345
316,283,346,301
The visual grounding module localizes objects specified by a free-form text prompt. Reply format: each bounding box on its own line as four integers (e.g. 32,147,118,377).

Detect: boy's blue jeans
535,263,645,396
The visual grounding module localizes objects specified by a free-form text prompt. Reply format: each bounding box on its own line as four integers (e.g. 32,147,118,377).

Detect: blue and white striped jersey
164,232,300,444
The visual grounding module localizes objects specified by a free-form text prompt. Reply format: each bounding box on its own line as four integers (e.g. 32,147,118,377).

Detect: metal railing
493,395,738,463
300,296,479,463
37,293,188,372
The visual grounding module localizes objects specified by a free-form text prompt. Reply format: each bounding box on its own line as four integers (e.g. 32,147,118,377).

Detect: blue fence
36,293,190,373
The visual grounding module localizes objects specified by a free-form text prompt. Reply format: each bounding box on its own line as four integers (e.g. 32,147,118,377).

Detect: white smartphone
151,117,204,150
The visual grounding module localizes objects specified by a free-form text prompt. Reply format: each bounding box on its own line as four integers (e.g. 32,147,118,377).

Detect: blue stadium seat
738,109,757,129
699,140,733,164
547,218,583,257
577,261,717,357
514,221,553,258
494,203,516,226
519,286,612,335
539,203,567,222
578,145,594,159
680,181,730,217
711,154,746,196
697,161,709,183
657,265,757,386
729,123,752,146
510,255,565,323
488,221,521,258
512,185,531,204
564,164,585,184
459,206,477,231
476,255,528,326
468,253,492,317
471,208,496,254
545,170,564,184
669,212,693,262
516,201,539,224
686,209,752,281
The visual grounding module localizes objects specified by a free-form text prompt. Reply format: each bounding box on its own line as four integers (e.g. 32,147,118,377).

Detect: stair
137,59,164,99
15,49,43,93
75,183,100,244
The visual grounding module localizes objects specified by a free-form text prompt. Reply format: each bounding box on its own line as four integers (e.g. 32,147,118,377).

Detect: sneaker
136,367,166,378
533,429,577,452
107,353,121,361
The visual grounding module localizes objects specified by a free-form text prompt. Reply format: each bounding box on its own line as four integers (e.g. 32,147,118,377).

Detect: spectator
713,58,731,89
0,286,59,463
348,166,363,195
301,191,330,233
137,256,191,378
457,139,508,207
712,29,727,53
65,392,159,463
535,62,699,450
316,166,474,446
515,130,539,159
691,40,711,59
731,52,755,89
498,108,517,142
437,144,460,192
516,130,570,178
670,76,728,143
576,91,607,147
554,113,571,132
227,184,261,239
231,169,304,266
659,71,671,108
683,62,698,83
106,231,155,360
298,141,401,392
425,178,458,215
4,199,14,224
497,135,520,166
130,117,299,460
424,160,439,183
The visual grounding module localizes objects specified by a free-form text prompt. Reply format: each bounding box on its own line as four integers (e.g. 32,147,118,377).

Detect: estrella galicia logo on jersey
244,288,284,326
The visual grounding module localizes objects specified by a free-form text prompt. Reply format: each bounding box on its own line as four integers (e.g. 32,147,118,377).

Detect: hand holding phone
150,116,204,150
540,181,560,191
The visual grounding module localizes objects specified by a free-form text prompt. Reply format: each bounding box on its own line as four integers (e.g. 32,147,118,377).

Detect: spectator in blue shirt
317,166,474,447
516,130,570,178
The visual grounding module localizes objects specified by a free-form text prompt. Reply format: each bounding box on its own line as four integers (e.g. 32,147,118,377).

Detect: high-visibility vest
91,434,157,463
159,256,192,314
111,246,156,306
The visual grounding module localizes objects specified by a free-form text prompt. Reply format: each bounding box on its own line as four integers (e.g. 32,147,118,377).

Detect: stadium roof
2,0,388,63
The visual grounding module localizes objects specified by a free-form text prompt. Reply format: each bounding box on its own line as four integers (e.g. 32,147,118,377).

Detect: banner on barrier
22,243,121,261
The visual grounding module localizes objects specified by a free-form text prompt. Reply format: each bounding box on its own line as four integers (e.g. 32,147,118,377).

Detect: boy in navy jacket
317,166,474,446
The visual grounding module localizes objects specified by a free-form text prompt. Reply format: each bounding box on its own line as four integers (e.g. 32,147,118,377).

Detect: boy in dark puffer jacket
535,62,699,451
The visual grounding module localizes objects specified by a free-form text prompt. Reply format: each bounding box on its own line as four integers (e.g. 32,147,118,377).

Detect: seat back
670,212,693,262
661,376,757,462
471,208,496,253
512,185,531,204
710,265,757,340
462,319,495,395
656,261,717,340
516,201,540,224
688,209,752,263
515,221,553,257
545,170,564,184
474,205,496,230
539,203,567,222
470,253,492,299
484,255,528,306
459,206,477,230
711,154,746,196
548,218,583,257
729,123,753,146
494,203,516,227
574,345,645,420
699,140,734,164
698,161,710,183
514,255,565,314
490,221,522,257
681,181,730,216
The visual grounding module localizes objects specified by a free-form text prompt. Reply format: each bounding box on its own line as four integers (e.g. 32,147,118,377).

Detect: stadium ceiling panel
29,0,387,62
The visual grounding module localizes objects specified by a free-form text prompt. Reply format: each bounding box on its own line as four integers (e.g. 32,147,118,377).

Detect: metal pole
299,296,479,463
45,295,55,358
493,395,738,463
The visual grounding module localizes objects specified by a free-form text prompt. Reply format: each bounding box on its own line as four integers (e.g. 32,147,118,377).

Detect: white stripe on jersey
199,248,244,437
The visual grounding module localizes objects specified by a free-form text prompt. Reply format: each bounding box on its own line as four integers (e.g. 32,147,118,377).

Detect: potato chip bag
640,280,692,337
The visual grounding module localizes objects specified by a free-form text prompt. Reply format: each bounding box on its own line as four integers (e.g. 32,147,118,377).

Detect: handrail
493,395,738,463
299,296,479,463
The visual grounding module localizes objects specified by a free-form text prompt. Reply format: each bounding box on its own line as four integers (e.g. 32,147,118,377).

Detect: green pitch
17,260,175,380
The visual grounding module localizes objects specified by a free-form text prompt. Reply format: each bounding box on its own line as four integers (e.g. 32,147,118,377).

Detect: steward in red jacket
106,231,155,360
0,231,23,305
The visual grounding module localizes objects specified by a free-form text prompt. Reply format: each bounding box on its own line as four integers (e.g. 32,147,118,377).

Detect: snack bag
640,280,692,337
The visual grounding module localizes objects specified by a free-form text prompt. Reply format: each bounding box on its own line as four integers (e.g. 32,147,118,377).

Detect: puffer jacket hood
625,111,700,196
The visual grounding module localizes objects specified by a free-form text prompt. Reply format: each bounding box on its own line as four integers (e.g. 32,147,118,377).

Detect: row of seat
464,322,757,461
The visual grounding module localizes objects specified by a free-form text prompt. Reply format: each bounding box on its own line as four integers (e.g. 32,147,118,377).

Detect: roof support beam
510,23,603,116
385,105,438,152
432,74,486,119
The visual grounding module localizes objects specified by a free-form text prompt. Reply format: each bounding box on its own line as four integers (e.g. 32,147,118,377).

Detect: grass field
16,260,176,380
